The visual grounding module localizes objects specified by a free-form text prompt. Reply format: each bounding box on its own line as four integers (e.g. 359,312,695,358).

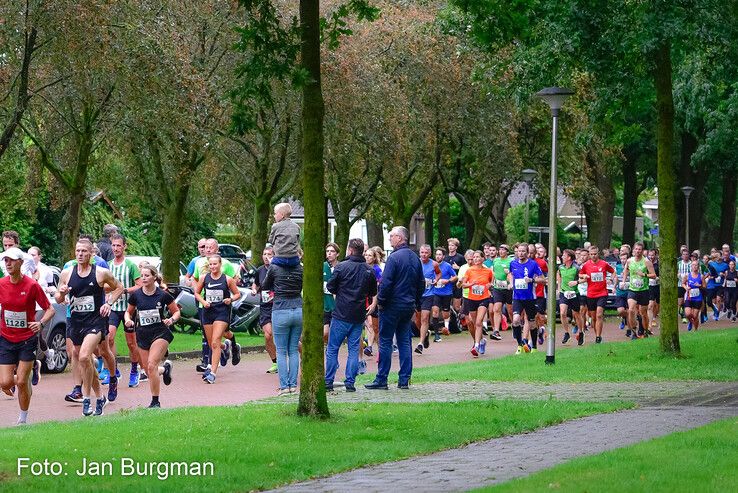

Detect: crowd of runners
1,203,737,424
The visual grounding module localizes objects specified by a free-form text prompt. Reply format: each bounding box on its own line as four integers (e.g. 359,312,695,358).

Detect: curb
115,345,267,364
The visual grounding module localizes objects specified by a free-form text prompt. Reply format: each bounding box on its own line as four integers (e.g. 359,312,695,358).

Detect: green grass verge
407,327,738,384
483,416,738,493
111,329,264,357
0,400,627,492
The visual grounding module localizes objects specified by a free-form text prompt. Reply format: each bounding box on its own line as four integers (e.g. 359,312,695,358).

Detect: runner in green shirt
622,242,657,338
557,249,583,345
490,245,513,340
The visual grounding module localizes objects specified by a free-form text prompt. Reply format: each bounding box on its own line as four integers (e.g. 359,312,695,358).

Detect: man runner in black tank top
56,239,123,417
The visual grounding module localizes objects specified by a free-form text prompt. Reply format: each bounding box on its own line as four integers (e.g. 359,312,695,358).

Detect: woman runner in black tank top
193,255,240,384
125,263,180,408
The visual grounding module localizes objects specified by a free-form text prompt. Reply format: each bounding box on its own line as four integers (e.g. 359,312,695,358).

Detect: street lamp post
536,86,574,366
521,169,538,243
681,186,695,251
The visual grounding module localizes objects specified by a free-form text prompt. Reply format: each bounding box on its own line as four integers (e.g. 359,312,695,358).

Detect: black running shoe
490,331,502,341
595,336,602,344
232,343,242,366
415,344,423,354
162,360,172,386
577,332,584,346
562,332,571,344
422,332,430,349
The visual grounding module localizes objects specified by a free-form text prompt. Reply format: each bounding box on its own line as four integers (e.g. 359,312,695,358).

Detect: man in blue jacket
324,238,378,392
366,226,424,390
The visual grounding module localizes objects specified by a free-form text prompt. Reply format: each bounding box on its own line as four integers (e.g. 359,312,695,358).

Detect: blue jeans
271,307,303,389
376,307,414,386
324,319,363,386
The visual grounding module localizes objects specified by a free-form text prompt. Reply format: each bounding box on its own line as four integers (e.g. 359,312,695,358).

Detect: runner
363,247,384,357
416,245,441,355
677,249,691,323
508,243,545,354
533,245,549,347
323,243,339,344
456,249,476,333
579,245,615,343
557,249,583,346
459,251,492,357
491,244,513,340
252,246,278,374
445,238,466,314
576,249,590,334
615,252,631,338
431,247,458,342
647,248,660,330
724,260,738,322
106,234,145,388
622,242,657,339
27,246,56,370
124,263,179,408
1,231,36,276
193,254,241,384
185,238,207,286
56,239,123,416
0,248,55,424
706,252,728,321
683,259,706,331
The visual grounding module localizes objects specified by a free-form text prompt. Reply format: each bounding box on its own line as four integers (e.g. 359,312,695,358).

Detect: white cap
0,247,25,261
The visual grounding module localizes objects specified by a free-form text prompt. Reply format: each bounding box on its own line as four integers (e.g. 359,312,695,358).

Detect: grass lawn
112,329,265,357
404,327,738,384
0,400,627,492
483,416,738,493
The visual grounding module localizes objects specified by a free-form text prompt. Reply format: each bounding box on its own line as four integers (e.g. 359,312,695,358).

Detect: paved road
1,317,734,427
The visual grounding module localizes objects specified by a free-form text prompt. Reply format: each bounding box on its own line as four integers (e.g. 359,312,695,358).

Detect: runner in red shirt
534,245,549,346
579,245,615,343
0,247,55,424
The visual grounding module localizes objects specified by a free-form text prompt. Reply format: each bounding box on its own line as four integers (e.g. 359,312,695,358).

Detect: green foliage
504,201,539,244
321,1,381,49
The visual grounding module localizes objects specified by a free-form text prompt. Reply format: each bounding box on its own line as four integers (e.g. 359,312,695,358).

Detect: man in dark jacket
96,224,117,262
366,226,424,390
324,238,377,392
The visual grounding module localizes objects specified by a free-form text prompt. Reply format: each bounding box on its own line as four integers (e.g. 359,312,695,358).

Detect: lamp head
521,168,537,184
536,87,574,114
681,186,695,198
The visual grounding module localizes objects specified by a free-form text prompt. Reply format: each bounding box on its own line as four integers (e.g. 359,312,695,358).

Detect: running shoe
538,331,545,346
358,360,367,375
108,377,118,402
732,316,737,323
713,307,719,320
128,370,140,388
345,384,356,392
65,388,84,403
637,328,644,338
625,329,632,338
196,363,208,372
470,345,479,357
363,346,373,357
479,338,487,355
415,343,423,354
99,368,110,384
82,398,93,416
32,360,40,386
220,340,231,367
423,331,430,349
139,371,148,382
631,333,639,341
530,348,538,353
681,317,688,324
115,368,121,379
94,396,107,416
577,331,584,346
232,343,242,365
515,346,523,355
95,357,103,374
201,367,212,380
562,332,571,345
687,321,693,331
619,319,626,330
523,343,531,353
434,333,442,343
572,325,578,335
45,349,56,371
595,336,602,344
490,331,502,341
203,372,216,384
266,363,278,374
148,401,161,408
162,360,173,385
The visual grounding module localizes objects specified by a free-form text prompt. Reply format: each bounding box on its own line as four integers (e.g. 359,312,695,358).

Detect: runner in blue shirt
416,245,441,355
507,243,544,354
431,247,458,342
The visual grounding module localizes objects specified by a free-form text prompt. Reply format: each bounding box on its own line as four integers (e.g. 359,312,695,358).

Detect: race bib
4,310,27,328
649,278,658,286
563,291,577,300
631,278,644,289
725,280,736,288
71,295,95,313
138,309,161,326
261,290,274,303
590,272,604,283
689,288,700,298
714,276,723,285
471,285,485,296
205,289,224,303
494,280,508,290
425,278,433,290
514,278,528,290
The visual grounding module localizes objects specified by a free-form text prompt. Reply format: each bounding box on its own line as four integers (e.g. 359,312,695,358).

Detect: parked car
39,302,69,373
217,244,257,287
218,244,248,264
165,284,262,335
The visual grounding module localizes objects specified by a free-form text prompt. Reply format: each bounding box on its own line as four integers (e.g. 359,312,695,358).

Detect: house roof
507,182,570,214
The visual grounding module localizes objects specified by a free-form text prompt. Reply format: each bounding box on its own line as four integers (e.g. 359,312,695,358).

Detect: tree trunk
332,204,351,255
297,0,329,418
597,178,615,248
161,185,190,283
61,191,85,261
653,41,680,355
719,167,737,247
622,155,638,244
423,203,434,247
437,194,451,246
366,218,384,249
677,132,706,250
251,197,271,267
